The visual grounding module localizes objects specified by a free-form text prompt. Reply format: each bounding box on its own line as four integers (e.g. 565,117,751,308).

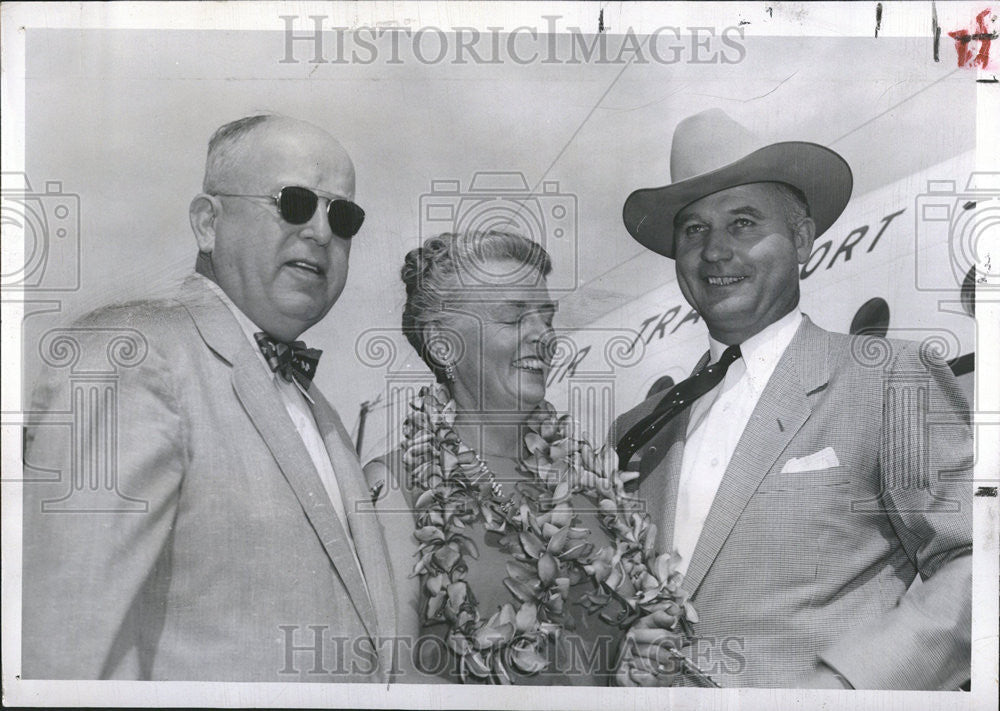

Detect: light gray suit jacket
22,275,398,681
613,316,972,689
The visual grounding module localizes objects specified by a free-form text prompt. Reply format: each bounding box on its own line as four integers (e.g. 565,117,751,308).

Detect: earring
442,361,456,382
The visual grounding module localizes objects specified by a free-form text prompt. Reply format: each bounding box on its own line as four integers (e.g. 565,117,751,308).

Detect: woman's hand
614,610,685,687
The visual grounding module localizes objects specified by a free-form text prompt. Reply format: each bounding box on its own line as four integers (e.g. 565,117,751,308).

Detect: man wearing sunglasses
22,115,398,683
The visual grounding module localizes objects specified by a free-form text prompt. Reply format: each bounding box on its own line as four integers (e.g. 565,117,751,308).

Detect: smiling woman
396,231,560,466
362,231,634,685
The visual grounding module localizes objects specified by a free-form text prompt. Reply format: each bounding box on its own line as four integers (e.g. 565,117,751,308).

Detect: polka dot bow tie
616,344,742,469
254,332,323,390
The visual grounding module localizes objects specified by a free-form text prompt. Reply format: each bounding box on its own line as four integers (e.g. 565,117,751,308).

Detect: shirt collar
708,309,802,391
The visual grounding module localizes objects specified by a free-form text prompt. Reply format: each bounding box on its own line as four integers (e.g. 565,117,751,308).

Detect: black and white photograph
1,2,997,709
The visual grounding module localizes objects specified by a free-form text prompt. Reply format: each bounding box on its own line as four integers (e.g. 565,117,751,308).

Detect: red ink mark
948,8,997,68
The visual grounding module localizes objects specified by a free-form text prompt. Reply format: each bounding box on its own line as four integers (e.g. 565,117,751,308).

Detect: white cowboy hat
622,109,853,258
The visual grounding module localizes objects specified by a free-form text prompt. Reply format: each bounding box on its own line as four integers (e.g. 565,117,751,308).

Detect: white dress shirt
196,276,356,544
672,309,803,576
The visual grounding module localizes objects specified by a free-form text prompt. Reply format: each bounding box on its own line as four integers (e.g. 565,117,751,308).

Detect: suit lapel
230,352,379,637
180,276,380,642
682,317,830,596
310,388,398,678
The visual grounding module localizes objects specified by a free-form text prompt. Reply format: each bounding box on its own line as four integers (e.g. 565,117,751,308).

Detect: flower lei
402,384,713,685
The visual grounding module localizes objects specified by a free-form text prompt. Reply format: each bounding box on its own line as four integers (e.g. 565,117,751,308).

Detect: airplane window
850,297,890,337
646,375,676,399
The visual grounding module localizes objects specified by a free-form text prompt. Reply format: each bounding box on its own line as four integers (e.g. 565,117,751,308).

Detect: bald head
202,115,355,198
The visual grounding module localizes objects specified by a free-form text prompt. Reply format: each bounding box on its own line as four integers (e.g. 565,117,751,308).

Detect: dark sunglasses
213,186,365,239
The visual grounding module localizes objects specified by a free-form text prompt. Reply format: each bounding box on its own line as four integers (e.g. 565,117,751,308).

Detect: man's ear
189,194,221,253
793,217,816,264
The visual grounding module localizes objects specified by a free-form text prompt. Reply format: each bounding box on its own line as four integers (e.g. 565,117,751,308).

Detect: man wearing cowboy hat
613,110,972,689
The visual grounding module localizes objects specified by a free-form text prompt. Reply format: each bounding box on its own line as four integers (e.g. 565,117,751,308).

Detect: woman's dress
366,447,623,686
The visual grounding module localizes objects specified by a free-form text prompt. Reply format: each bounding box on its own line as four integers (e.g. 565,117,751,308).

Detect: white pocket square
780,446,840,473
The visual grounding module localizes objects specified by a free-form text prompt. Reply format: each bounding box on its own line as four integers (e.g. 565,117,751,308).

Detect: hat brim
622,142,853,259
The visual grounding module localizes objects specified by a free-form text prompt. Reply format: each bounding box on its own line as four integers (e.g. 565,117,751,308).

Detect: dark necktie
254,332,322,390
616,344,742,469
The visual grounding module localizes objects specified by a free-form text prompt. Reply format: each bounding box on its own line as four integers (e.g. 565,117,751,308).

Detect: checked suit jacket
613,316,972,689
22,274,397,681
